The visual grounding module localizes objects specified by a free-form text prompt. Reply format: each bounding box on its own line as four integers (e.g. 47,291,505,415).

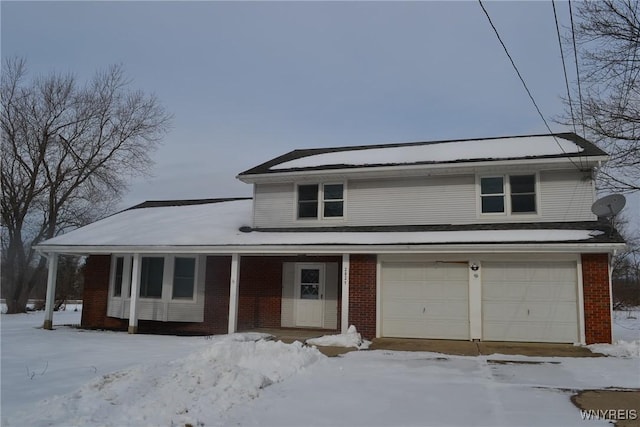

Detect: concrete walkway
245,328,603,357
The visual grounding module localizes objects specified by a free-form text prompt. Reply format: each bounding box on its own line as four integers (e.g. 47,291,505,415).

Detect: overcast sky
2,1,638,229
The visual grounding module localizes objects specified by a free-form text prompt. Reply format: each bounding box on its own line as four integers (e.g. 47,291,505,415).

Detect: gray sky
2,1,638,229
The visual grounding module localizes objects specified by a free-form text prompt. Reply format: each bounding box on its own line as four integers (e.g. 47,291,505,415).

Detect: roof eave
237,155,609,184
35,241,626,256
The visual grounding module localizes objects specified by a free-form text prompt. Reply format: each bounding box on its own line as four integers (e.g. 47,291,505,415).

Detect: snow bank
306,325,372,349
588,340,640,358
9,334,325,427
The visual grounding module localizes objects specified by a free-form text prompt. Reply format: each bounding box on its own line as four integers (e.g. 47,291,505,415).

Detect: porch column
341,254,350,333
228,253,240,334
43,253,59,330
128,253,141,334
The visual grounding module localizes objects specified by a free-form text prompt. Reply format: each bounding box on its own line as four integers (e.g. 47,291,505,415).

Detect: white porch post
228,253,240,334
43,253,59,330
341,254,350,334
128,253,141,334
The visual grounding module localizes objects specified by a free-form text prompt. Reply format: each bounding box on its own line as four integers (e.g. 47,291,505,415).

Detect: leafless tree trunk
560,0,640,192
1,58,172,313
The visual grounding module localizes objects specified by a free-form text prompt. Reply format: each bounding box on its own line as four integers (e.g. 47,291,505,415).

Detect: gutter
34,241,627,256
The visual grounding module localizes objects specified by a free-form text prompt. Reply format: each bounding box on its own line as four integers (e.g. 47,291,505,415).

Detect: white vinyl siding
107,254,205,322
252,169,596,228
539,170,595,221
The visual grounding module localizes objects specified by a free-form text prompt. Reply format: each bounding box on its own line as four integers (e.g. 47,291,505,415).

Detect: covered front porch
41,252,355,336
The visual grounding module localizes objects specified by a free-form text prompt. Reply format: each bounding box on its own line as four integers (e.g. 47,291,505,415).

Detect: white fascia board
237,156,609,184
36,241,626,256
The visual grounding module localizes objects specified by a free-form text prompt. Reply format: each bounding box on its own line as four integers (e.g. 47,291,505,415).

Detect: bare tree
561,0,640,192
1,58,172,313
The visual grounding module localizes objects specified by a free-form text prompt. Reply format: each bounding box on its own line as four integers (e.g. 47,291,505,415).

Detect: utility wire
477,0,582,171
568,0,587,139
552,0,584,170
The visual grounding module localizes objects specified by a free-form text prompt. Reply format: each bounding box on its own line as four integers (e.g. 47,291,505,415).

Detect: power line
552,0,584,170
477,0,583,171
568,0,587,138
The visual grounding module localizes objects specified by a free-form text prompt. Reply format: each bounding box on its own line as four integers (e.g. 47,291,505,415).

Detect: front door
294,263,325,328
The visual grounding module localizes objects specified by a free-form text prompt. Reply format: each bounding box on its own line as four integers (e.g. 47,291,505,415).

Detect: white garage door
482,261,579,343
382,262,469,339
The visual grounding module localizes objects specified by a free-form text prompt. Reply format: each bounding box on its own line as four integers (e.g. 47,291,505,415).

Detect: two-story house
36,133,625,344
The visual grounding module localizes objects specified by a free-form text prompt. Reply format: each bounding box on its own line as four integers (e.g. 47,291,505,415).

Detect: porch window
140,257,164,298
113,257,124,297
172,257,196,299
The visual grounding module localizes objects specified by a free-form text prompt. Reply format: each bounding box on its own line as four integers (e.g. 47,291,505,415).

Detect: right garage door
482,261,579,343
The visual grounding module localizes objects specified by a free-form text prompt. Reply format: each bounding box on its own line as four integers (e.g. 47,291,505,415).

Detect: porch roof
35,199,625,255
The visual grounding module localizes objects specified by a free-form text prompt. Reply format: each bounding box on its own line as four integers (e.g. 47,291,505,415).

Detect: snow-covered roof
239,133,608,177
36,199,623,254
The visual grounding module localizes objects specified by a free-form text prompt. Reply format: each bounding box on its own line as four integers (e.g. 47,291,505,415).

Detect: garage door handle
423,307,426,313
527,309,530,316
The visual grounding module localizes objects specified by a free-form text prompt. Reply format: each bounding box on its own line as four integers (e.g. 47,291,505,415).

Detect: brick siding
582,253,612,344
348,254,377,340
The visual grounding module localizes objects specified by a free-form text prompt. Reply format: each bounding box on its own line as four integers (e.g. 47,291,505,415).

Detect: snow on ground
306,325,372,349
2,309,639,427
589,308,640,357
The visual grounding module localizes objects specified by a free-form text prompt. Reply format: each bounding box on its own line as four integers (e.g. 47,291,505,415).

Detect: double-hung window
480,174,537,215
509,175,536,213
480,177,506,213
297,183,344,219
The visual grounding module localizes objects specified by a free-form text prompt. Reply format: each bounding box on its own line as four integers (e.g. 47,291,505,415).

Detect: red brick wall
81,255,127,330
348,254,377,339
238,257,283,330
582,253,612,344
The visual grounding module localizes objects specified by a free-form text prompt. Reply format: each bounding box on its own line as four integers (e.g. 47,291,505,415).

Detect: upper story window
297,183,344,219
480,174,537,215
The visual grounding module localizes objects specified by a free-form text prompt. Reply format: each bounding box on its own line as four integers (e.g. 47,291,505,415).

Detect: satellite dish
591,194,626,218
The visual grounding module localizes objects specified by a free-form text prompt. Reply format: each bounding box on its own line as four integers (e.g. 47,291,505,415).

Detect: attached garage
381,262,469,339
482,261,579,343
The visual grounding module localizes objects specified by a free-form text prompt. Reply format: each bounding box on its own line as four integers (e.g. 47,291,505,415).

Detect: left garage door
381,262,469,339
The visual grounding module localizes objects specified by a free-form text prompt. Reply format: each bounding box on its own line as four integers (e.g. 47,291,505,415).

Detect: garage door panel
483,301,577,321
483,321,578,342
482,261,579,343
382,262,469,340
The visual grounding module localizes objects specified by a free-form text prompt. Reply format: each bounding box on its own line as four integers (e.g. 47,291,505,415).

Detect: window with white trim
113,257,124,297
140,257,164,298
172,257,196,299
297,183,345,219
479,174,537,215
109,255,198,301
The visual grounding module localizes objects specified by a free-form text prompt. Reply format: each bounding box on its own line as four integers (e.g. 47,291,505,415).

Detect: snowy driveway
2,309,639,427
